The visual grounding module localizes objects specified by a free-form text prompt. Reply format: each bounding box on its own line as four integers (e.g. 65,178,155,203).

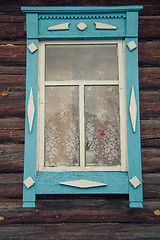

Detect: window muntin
38,40,127,172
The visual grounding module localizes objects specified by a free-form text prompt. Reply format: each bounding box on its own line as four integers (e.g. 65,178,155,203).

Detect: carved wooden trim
39,14,126,20
95,22,117,30
59,180,107,188
48,22,70,31
27,88,35,133
129,86,137,132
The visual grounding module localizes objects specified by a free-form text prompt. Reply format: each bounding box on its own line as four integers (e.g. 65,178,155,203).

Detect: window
22,6,143,208
38,40,127,172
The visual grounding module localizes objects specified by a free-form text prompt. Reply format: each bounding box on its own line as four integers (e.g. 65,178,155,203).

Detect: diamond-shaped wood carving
27,88,35,133
24,176,35,189
129,176,141,188
77,22,87,31
129,86,137,132
127,40,137,51
27,42,38,53
59,180,107,188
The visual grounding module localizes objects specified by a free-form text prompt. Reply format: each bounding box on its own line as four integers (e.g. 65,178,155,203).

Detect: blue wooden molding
23,39,38,208
21,6,143,14
22,6,143,208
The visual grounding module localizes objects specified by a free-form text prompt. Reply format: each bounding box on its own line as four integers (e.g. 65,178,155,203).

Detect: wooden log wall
0,0,160,239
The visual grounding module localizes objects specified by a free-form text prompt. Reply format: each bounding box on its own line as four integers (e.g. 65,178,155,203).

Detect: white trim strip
79,84,85,167
45,80,119,86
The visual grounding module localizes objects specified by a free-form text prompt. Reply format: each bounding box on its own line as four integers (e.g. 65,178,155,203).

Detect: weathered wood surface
0,0,160,16
0,223,160,240
0,0,160,239
0,199,159,224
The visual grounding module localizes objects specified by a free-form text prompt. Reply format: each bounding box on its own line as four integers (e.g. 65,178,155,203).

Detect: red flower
98,129,105,136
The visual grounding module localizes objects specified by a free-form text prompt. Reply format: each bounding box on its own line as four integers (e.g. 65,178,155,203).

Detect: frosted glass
44,86,80,167
85,86,121,166
46,44,118,81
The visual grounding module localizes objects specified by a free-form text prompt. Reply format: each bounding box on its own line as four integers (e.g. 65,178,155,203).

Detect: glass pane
46,44,118,81
85,86,120,166
44,86,80,167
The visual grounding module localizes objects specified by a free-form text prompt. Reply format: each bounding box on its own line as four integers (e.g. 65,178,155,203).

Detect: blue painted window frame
21,6,143,208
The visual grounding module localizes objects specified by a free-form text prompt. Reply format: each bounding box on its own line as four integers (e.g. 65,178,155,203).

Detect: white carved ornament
24,176,35,189
77,22,87,30
127,40,137,51
95,22,117,30
59,179,107,188
27,42,38,53
129,86,137,132
129,176,141,188
27,88,35,133
48,23,70,31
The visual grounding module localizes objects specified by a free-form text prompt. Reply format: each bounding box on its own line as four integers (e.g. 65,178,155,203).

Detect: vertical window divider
38,41,45,171
79,83,85,167
118,40,128,172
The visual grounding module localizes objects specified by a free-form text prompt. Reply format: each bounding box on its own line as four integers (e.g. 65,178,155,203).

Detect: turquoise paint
23,39,38,208
21,6,143,14
125,37,143,207
126,12,139,37
22,6,143,208
39,17,126,39
36,172,128,195
26,13,38,39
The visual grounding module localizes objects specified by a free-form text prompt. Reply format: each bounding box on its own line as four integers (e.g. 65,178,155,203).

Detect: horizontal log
1,67,160,91
0,92,25,118
140,91,160,120
0,198,159,226
0,142,160,173
0,144,24,173
0,140,160,173
0,23,25,41
0,41,160,67
0,0,160,16
0,89,159,119
0,173,159,199
0,223,159,240
0,75,25,91
0,15,25,23
142,148,160,173
0,66,26,75
139,67,160,90
0,223,160,240
139,41,160,67
0,118,24,129
140,120,160,148
0,118,159,147
139,16,160,40
0,44,26,67
0,117,159,146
